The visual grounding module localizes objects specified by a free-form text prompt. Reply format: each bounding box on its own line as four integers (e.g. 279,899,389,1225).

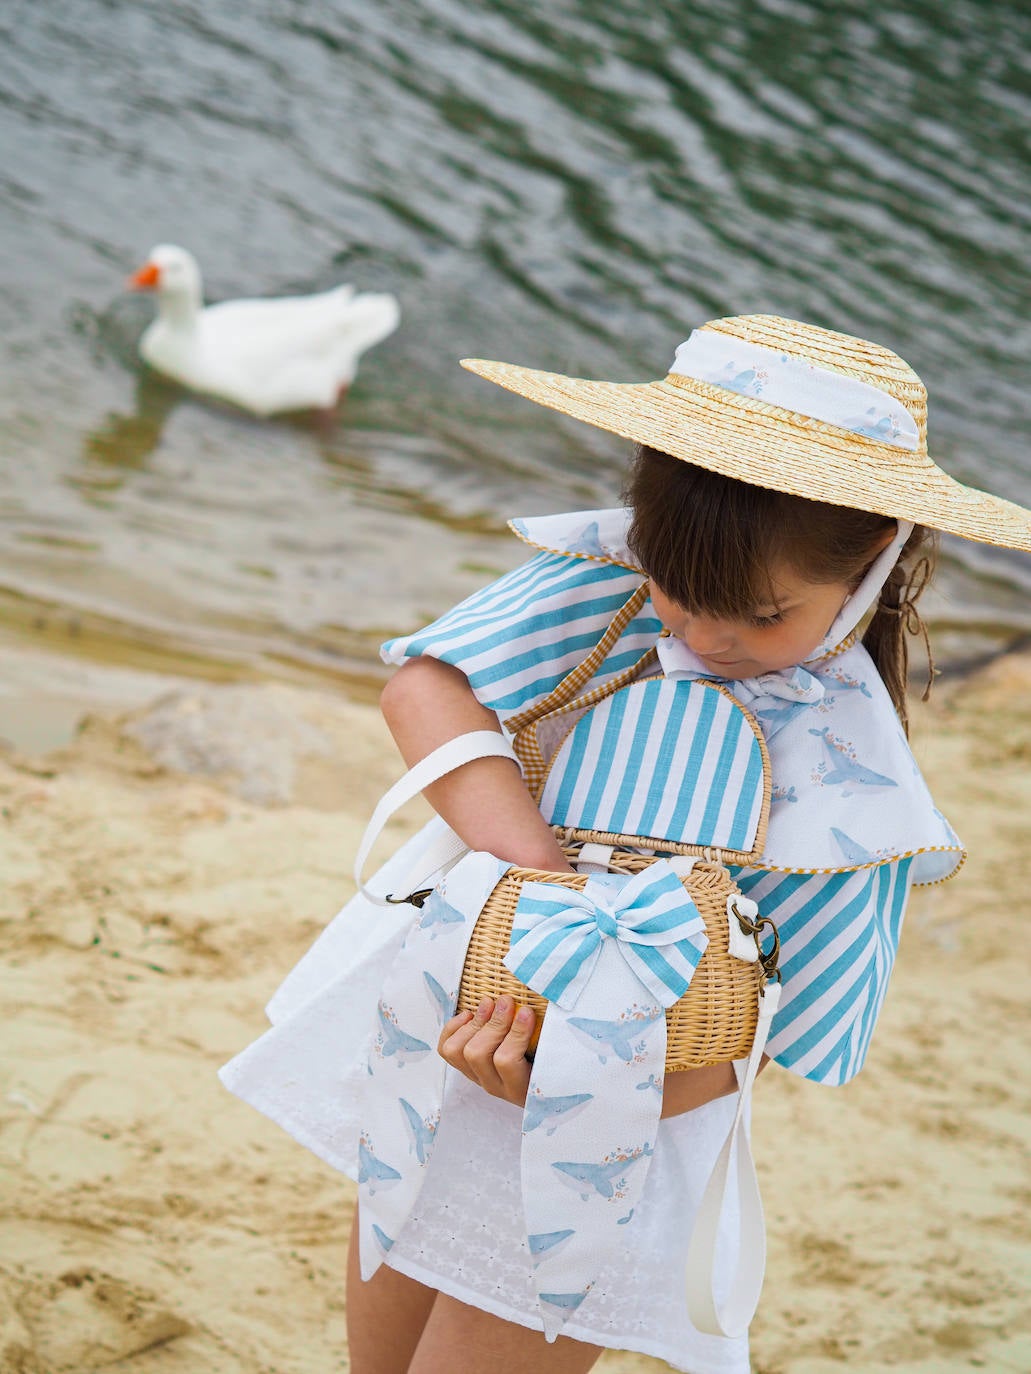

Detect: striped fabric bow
504,861,708,1010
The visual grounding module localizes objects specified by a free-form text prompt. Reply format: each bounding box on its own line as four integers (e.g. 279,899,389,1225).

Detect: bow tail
518,940,667,1342
357,852,507,1280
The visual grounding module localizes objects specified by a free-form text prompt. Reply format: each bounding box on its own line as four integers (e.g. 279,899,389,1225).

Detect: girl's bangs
626,452,782,617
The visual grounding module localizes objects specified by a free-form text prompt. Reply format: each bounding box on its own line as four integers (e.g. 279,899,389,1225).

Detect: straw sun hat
462,313,1031,553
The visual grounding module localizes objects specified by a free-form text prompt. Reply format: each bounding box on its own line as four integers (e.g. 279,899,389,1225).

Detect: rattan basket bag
452,672,780,1071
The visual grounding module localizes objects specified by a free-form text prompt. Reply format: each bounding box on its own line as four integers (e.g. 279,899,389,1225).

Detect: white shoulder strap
684,980,781,1338
354,730,521,904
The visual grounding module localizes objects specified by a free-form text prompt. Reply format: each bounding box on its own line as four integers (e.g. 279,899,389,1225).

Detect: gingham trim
512,647,659,796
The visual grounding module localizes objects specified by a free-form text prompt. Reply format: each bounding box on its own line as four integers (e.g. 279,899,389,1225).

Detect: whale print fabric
357,854,708,1340
357,852,507,1280
518,928,676,1340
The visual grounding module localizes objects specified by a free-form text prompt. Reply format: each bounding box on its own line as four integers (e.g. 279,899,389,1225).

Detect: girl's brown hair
624,446,937,734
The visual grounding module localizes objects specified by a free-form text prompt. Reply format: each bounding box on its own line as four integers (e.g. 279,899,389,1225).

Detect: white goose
128,244,400,416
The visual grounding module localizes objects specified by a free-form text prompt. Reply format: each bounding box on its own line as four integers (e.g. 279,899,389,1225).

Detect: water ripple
0,0,1028,680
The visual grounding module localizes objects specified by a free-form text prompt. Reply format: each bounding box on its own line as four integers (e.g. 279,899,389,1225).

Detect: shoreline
1,642,1029,1371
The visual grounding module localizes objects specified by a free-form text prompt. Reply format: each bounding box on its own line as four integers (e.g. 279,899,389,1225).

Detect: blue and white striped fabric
731,859,914,1085
381,524,954,1086
505,864,708,1010
382,552,660,715
539,679,765,853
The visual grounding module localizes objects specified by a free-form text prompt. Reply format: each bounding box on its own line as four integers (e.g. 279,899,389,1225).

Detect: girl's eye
749,611,784,628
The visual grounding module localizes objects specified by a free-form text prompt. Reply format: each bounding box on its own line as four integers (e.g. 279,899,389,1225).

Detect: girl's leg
346,1209,438,1374
409,1292,602,1374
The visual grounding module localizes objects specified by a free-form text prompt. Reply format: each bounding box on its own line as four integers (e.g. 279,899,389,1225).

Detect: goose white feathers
129,244,400,416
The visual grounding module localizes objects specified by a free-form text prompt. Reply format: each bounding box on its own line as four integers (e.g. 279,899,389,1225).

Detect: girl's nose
682,615,736,657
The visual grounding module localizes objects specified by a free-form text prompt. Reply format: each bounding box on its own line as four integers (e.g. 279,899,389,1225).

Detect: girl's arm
380,655,573,872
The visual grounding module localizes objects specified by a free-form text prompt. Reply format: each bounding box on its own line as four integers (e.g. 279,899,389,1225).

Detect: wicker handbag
456,849,778,1069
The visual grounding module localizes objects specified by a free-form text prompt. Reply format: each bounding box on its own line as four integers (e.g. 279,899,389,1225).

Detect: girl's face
649,565,855,678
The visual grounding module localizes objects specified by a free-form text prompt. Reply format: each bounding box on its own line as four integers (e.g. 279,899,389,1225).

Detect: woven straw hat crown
462,313,1031,552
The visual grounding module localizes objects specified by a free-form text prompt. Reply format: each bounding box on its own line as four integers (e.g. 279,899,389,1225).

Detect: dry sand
1,658,1029,1373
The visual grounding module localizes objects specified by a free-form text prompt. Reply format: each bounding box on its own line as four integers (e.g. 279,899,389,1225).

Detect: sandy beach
1,651,1029,1373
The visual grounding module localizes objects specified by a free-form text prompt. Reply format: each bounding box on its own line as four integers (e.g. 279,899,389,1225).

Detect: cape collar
509,506,910,686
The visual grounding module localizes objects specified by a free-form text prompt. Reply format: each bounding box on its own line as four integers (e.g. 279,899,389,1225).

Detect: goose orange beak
127,262,161,290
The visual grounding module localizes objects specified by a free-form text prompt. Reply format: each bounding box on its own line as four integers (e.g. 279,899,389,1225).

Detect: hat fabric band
668,330,920,452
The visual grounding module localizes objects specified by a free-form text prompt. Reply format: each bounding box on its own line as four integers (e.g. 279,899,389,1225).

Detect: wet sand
1,653,1029,1372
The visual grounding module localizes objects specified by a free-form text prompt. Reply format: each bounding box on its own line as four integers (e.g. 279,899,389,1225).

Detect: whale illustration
372,1224,394,1255
523,1091,594,1136
566,520,606,558
830,827,880,865
552,1145,653,1201
399,1097,437,1164
809,728,897,790
753,698,809,735
527,1229,575,1266
376,1004,431,1065
844,408,901,443
538,1288,590,1314
720,366,763,396
567,1015,647,1064
358,1138,402,1195
417,894,466,936
423,971,454,1026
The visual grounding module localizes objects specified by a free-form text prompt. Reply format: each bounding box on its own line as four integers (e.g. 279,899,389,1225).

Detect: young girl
220,314,1031,1374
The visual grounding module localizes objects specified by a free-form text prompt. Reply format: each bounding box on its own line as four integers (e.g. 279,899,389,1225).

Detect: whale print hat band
462,314,1031,552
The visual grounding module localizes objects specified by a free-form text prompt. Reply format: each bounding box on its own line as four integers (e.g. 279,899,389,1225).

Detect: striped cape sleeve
730,859,915,1085
380,552,659,717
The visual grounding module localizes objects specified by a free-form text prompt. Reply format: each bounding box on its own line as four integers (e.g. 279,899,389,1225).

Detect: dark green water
1,0,1029,689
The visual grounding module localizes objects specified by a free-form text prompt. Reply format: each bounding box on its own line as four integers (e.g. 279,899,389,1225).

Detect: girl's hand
437,997,536,1107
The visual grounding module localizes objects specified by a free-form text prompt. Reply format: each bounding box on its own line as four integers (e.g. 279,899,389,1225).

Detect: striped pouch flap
538,678,770,863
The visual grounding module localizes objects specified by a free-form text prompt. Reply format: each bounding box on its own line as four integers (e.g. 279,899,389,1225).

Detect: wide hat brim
461,357,1031,553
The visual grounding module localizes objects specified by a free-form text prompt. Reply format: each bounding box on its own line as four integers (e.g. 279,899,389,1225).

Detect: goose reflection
81,370,183,474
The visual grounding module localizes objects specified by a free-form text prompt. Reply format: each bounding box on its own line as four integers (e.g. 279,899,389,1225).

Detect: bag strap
353,731,521,903
684,979,781,1339
505,581,652,733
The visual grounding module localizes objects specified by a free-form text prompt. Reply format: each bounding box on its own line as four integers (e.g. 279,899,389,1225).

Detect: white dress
220,823,750,1372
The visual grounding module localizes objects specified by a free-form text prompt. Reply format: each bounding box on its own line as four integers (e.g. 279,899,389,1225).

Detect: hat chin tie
807,520,914,662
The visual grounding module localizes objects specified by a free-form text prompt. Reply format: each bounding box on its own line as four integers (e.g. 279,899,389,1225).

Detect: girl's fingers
437,997,535,1106
460,995,518,1090
439,994,533,1099
437,1000,494,1064
492,1005,536,1101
